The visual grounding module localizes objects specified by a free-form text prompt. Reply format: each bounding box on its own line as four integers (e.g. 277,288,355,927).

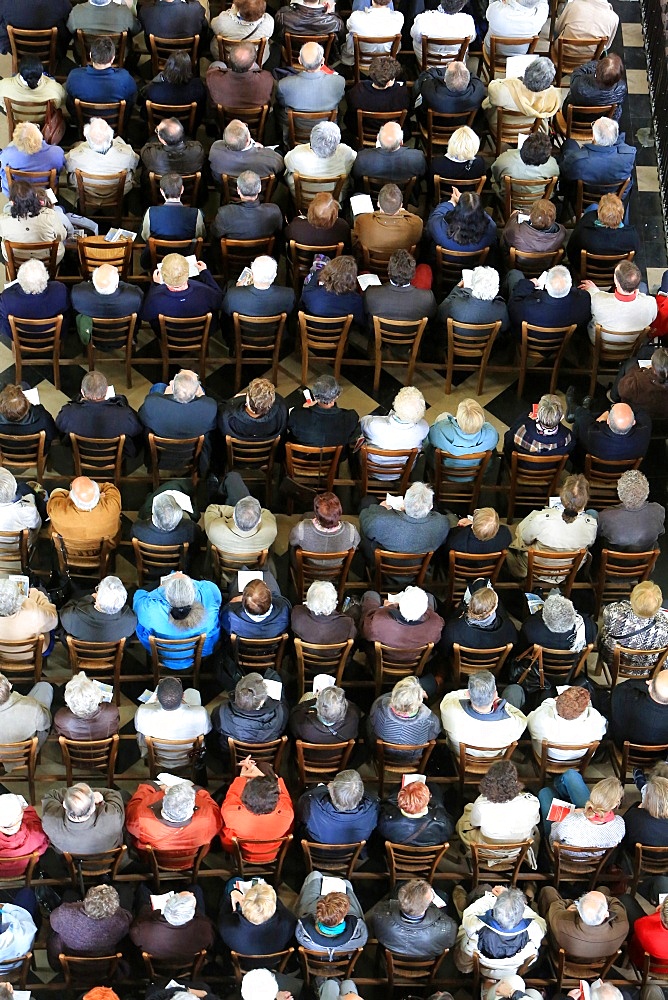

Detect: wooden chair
230,949,294,982
479,34,539,82
3,99,55,142
418,108,476,161
7,25,57,75
220,235,275,284
371,549,434,596
227,735,288,772
147,433,205,490
418,33,469,70
75,29,128,68
384,949,447,996
73,98,126,138
158,312,211,383
431,449,493,515
454,740,519,796
470,839,533,886
148,33,199,75
550,943,620,991
444,317,502,395
298,311,352,385
289,240,344,293
0,636,45,686
66,636,126,706
371,315,427,394
232,311,286,392
144,843,209,890
517,320,577,397
295,739,355,786
433,172,486,206
59,953,122,988
142,950,207,980
579,248,636,286
298,945,362,985
232,834,293,884
525,547,587,598
87,313,137,390
146,100,198,137
132,538,189,588
590,323,648,397
356,108,407,147
209,545,268,590
385,841,449,887
508,246,564,277
435,244,490,295
610,741,668,787
77,234,133,280
149,634,205,687
216,103,269,144
145,734,205,780
373,739,436,797
224,435,280,502
294,638,354,698
147,239,203,274
374,641,433,697
58,734,119,787
8,314,63,391
573,177,632,222
52,533,112,584
502,174,558,221
62,846,127,897
362,243,417,283
553,102,618,142
531,737,600,788
74,169,127,228
0,430,46,481
5,165,57,193
490,108,542,157
0,528,33,576
230,633,289,675
70,433,125,485
362,174,416,206
0,737,38,804
549,35,607,86
358,445,418,497
0,851,41,885
284,442,343,495
292,172,346,214
216,34,266,65
148,171,201,208
4,240,59,281
550,840,616,890
291,547,354,605
282,32,332,68
506,450,568,523
513,643,592,689
592,548,658,617
0,952,32,988
302,839,365,879
352,33,401,81
451,643,513,686
602,644,668,689
220,170,275,205
287,108,338,148
629,843,668,897
445,549,507,607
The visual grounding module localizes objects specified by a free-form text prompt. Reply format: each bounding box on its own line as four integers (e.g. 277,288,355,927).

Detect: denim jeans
538,769,590,837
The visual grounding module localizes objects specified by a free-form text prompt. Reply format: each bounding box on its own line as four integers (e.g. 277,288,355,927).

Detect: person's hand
579,279,597,293
495,982,515,998
93,791,103,805
188,991,207,998
450,186,461,205
195,260,207,272
152,267,163,285
596,409,610,423
164,380,174,395
491,885,505,896
457,516,474,527
379,501,391,509
230,889,244,910
276,991,293,1000
240,755,263,778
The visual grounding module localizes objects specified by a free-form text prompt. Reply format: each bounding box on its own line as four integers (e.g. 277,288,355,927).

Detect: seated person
134,675,211,759
527,685,607,763
130,888,215,959
504,394,574,458
597,469,665,552
441,581,517,657
446,507,512,557
540,774,625,850
221,255,295,320
295,871,368,952
204,474,277,569
220,757,294,861
218,378,288,442
483,55,560,130
454,887,546,976
0,890,39,970
440,671,527,757
368,675,441,753
0,793,48,877
629,893,668,968
139,171,205,269
359,482,450,564
517,593,597,657
582,260,657,348
0,670,52,750
344,55,410,133
211,170,283,242
0,258,69,342
413,59,485,122
618,347,668,420
47,884,132,970
457,760,539,852
301,255,365,327
134,572,222,660
360,587,444,659
0,382,57,456
436,265,509,334
377,779,454,845
54,672,120,741
42,783,124,854
572,400,651,465
563,54,627,123
368,877,457,958
284,191,351,251
539,886,629,963
284,120,356,198
624,769,668,850
502,198,566,255
218,880,297,960
71,261,144,324
289,492,360,565
567,193,639,264
611,670,668,752
287,375,360,450
289,682,361,743
431,123,486,184
491,131,559,199
290,581,357,650
297,768,379,844
360,385,429,471
601,581,668,676
425,397,499,472
507,264,591,344
212,671,288,752
353,182,423,257
131,490,203,556
0,577,56,656
221,579,291,641
426,189,497,255
60,575,137,643
126,780,222,865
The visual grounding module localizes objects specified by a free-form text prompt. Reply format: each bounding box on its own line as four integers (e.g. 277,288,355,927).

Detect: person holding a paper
440,671,527,758
290,682,361,743
212,670,288,751
377,777,454,846
0,180,68,264
130,887,215,959
126,780,223,865
295,872,368,952
540,774,625,854
559,118,636,211
0,578,56,656
0,793,48,878
484,56,561,133
56,371,143,458
368,877,457,958
135,676,211,758
297,768,379,845
359,481,450,563
353,182,423,257
134,572,222,660
363,250,437,327
219,879,297,959
205,477,277,571
507,268,591,352
141,255,224,335
0,258,70,344
300,256,365,327
283,121,356,198
517,593,596,660
453,886,546,976
0,671,52,757
47,884,132,971
538,886,629,963
437,265,509,336
54,671,120,742
288,376,360,452
132,489,203,558
42,783,124,855
502,199,567,257
220,757,293,861
361,585,444,657
504,392,575,459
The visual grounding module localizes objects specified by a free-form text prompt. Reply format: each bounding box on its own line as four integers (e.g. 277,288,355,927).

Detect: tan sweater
0,589,57,655
47,484,122,546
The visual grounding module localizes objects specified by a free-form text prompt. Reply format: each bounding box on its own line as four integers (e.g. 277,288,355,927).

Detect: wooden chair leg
373,329,382,395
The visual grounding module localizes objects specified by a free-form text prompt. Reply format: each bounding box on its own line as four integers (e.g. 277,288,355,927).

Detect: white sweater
469,792,540,841
440,690,527,757
527,699,607,761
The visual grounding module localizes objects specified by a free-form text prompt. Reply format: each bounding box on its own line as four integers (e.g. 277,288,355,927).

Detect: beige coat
484,77,561,132
0,589,57,655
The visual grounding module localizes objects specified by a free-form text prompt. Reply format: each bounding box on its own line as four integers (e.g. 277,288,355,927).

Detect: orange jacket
125,783,223,868
220,776,294,862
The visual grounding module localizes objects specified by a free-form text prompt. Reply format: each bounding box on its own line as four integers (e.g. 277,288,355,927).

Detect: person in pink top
0,793,49,877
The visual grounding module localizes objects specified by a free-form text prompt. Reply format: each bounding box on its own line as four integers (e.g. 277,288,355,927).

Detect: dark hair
9,181,42,219
314,491,342,528
90,36,116,65
368,55,401,87
596,53,624,88
320,255,357,294
440,0,468,11
163,51,193,85
228,42,256,72
236,0,266,19
159,172,183,199
388,248,416,284
479,760,522,802
445,192,489,246
18,56,43,89
520,131,553,166
240,774,280,814
157,676,183,710
0,385,29,422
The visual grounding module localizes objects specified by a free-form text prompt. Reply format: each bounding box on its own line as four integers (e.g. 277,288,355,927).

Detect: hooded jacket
133,580,222,658
455,890,546,974
0,807,49,876
368,898,457,957
426,413,499,471
297,784,379,844
296,913,368,955
212,679,289,749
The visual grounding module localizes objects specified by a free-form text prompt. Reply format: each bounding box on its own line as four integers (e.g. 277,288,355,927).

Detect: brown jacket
539,886,629,960
129,907,215,958
47,484,122,546
618,366,668,420
354,210,423,256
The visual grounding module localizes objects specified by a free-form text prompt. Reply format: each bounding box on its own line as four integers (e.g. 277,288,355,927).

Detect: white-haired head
241,969,278,1000
392,386,426,424
171,370,199,403
0,469,17,504
152,493,183,531
251,255,278,288
0,579,24,618
305,580,338,616
64,672,103,719
161,781,196,822
17,258,48,295
592,117,619,146
398,586,429,622
545,265,572,299
576,890,609,926
164,574,196,610
163,891,197,926
310,121,341,159
378,121,402,151
470,266,500,301
84,117,114,152
403,482,433,519
63,782,97,822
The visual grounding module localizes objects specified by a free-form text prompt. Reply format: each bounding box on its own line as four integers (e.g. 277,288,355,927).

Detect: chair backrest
144,843,209,885
0,851,40,884
580,248,635,286
551,840,615,888
230,633,289,675
210,543,268,586
285,442,343,493
420,108,476,159
507,450,568,522
59,952,123,988
385,948,447,987
221,170,275,205
74,98,126,137
216,103,269,144
52,533,112,581
552,34,607,84
158,311,212,366
225,435,280,478
446,549,507,606
4,241,59,281
576,177,631,221
420,33,469,69
142,949,206,981
5,164,57,192
632,843,668,895
494,107,541,156
609,644,668,688
62,845,127,895
550,944,619,989
298,946,362,985
295,739,355,785
3,99,54,141
352,32,401,80
58,734,119,787
374,739,436,796
363,242,419,282
132,538,189,588
74,170,127,225
77,235,133,280
70,433,125,484
287,107,338,148
526,547,587,596
232,311,286,356
595,548,659,615
148,237,203,271
520,644,592,689
452,643,513,685
615,740,668,787
75,28,128,67
148,171,201,207
0,529,31,576
298,311,352,381
227,735,288,772
374,641,434,697
436,244,490,292
146,100,198,136
302,839,366,879
289,240,344,290
230,948,294,982
292,547,353,606
216,34,266,64
148,33,199,75
484,34,539,80
385,841,449,886
293,638,354,698
359,444,418,497
372,549,434,596
0,635,44,685
561,102,617,141
0,737,38,804
432,448,494,513
433,171,485,204
232,834,293,882
220,236,276,283
522,320,576,360
149,634,205,686
503,173,557,218
145,734,205,779
292,172,346,213
362,173,416,207
7,25,57,74
0,430,46,481
533,737,600,787
282,31,332,68
66,636,125,705
356,108,407,146
509,246,564,277
147,433,205,489
470,840,532,885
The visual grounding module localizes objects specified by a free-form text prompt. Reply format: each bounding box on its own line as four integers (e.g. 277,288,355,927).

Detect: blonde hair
584,777,623,819
12,122,43,155
468,586,498,620
630,581,663,618
161,253,189,286
240,882,277,924
472,507,499,541
456,398,485,435
643,775,668,819
446,125,479,161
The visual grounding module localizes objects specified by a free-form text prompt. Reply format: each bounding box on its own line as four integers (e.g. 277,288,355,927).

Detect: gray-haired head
0,579,23,617
468,670,497,709
328,769,364,811
84,117,114,152
172,370,200,403
163,890,197,926
590,985,623,1000
403,482,433,519
312,374,341,404
17,258,48,295
617,469,649,510
542,594,576,633
444,60,470,91
63,782,96,822
470,266,499,301
493,888,526,928
299,41,325,70
0,469,17,504
161,781,196,823
545,265,572,299
237,169,262,199
310,121,341,159
235,672,267,711
152,493,184,532
83,884,120,920
522,56,555,92
64,672,102,719
233,495,262,532
305,580,338,616
0,674,11,706
576,890,609,926
536,393,563,428
96,575,127,614
592,117,619,146
316,685,347,727
164,574,195,609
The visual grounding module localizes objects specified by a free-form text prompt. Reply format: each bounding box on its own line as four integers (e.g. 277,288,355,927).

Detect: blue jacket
0,142,65,197
0,281,69,338
65,65,138,113
559,135,636,188
301,279,366,327
427,414,499,468
141,269,223,327
297,784,379,844
0,903,38,969
133,579,222,658
427,200,497,252
221,596,291,640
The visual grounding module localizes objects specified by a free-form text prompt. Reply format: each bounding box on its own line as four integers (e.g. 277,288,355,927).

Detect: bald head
577,891,609,926
70,477,100,511
608,403,635,435
92,263,120,295
228,42,256,72
650,671,668,705
300,41,324,70
378,121,402,151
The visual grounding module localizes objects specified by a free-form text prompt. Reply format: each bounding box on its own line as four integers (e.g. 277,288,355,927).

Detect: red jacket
629,911,668,967
0,807,49,876
125,783,223,868
220,776,294,862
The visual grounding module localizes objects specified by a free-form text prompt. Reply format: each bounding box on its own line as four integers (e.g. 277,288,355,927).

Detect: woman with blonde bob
600,580,668,669
219,878,297,957
540,774,625,853
568,192,640,263
0,122,65,198
432,125,486,184
624,766,668,851
446,506,513,557
427,397,499,476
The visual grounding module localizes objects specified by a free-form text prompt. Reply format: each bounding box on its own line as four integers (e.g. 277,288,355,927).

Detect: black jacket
0,405,57,451
139,0,209,46
413,69,485,115
218,897,297,960
287,403,360,449
573,407,652,462
517,612,598,657
566,213,640,265
445,523,512,556
0,0,71,52
60,597,137,642
221,284,295,319
437,285,509,332
211,201,283,241
289,699,361,744
564,60,627,122
55,397,143,457
508,278,592,334
217,396,288,441
71,280,144,320
368,898,457,958
441,604,517,656
297,784,379,844
623,803,668,848
212,676,289,750
352,146,427,184
610,679,668,748
377,789,454,846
